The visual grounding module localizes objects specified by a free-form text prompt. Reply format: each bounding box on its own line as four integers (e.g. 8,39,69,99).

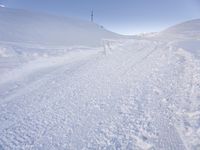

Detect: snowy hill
0,14,200,150
158,19,200,39
157,19,200,58
0,7,121,46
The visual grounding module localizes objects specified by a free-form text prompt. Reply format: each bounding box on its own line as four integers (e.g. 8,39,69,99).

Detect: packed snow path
0,39,200,150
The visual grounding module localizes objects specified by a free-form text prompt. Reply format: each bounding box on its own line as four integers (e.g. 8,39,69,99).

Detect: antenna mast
91,10,94,22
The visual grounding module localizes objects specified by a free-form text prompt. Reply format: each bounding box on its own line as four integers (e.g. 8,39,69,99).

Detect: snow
0,8,200,150
0,7,122,47
155,19,200,41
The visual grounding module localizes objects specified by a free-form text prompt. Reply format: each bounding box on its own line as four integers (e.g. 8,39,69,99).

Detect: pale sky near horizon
0,0,200,35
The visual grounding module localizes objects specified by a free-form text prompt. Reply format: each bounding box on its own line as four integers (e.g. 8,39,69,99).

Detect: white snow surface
156,19,200,41
0,9,200,150
0,7,122,47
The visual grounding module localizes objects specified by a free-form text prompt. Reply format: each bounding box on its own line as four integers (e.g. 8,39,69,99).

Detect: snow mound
0,7,121,46
159,19,200,39
156,19,200,58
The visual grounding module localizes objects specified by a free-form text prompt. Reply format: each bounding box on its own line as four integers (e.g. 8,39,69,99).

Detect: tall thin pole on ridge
91,10,94,22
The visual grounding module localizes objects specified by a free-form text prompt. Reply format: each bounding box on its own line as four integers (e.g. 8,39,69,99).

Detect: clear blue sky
0,0,200,35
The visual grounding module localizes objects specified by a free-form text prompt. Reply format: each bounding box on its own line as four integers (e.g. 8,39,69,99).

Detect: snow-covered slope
0,14,200,150
158,19,200,59
157,19,200,40
0,7,121,46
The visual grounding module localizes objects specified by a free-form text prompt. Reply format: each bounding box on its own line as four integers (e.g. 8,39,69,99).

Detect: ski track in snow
0,39,200,150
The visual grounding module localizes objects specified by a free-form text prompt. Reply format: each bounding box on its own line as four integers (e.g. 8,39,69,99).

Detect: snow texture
0,8,200,150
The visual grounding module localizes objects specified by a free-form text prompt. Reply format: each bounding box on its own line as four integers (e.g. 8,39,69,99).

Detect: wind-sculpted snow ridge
0,36,200,149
